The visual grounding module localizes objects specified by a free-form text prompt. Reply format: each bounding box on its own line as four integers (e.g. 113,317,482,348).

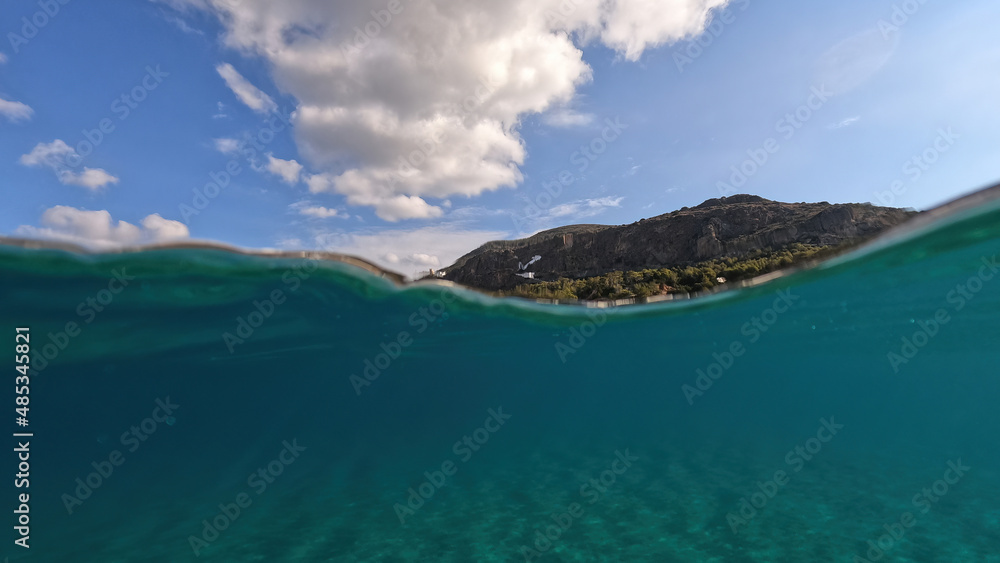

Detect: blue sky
2,0,998,276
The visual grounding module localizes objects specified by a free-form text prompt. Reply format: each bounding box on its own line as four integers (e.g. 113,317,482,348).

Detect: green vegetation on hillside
501,243,842,300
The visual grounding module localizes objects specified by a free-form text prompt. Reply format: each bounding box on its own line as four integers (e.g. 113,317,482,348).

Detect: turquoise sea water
1,194,999,562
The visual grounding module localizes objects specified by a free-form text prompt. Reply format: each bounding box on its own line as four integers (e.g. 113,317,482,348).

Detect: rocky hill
443,195,916,291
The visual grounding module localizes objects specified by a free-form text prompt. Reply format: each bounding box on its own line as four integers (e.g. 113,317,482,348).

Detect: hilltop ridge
443,195,917,292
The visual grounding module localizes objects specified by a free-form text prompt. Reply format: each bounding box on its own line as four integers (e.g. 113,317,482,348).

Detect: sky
2,0,999,277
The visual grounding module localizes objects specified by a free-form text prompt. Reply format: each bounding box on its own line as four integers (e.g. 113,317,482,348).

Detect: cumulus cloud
266,154,304,184
178,0,730,219
140,213,191,240
0,97,33,122
19,140,119,190
300,206,344,219
20,140,74,168
60,168,120,189
215,62,277,114
290,201,346,219
370,195,444,222
305,172,444,221
16,206,190,249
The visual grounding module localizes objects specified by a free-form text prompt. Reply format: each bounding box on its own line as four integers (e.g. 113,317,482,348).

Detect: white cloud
827,116,861,130
214,137,240,154
19,140,119,190
176,0,731,219
266,154,303,184
300,206,344,218
141,213,191,240
290,201,345,219
0,97,33,122
306,172,444,221
410,253,440,268
60,168,120,189
212,101,229,119
20,139,75,167
371,195,444,222
0,53,7,64
16,206,189,249
215,62,277,114
543,107,595,128
164,14,204,35
311,224,508,277
548,196,624,219
593,0,731,61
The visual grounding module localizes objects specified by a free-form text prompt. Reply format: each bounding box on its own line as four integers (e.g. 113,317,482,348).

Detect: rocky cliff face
443,195,916,291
